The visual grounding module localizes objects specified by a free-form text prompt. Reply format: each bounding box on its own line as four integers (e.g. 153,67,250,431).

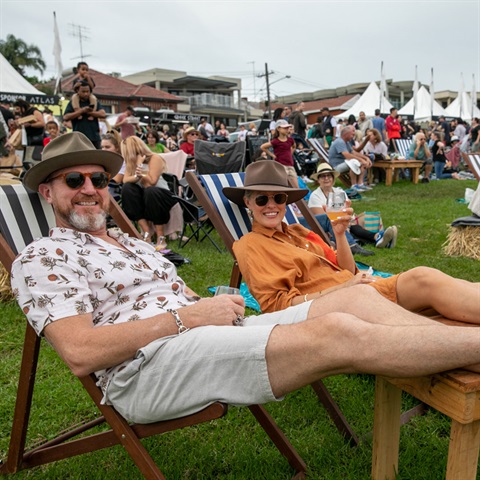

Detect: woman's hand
343,272,376,288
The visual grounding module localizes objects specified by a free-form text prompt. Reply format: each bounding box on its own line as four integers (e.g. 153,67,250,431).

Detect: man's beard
68,210,107,232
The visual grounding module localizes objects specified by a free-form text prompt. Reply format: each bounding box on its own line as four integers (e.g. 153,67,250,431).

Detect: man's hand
181,295,245,328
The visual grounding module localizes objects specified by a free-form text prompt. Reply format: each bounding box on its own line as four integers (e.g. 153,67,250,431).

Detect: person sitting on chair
308,163,397,250
12,134,480,429
121,135,177,251
225,160,480,319
328,125,372,191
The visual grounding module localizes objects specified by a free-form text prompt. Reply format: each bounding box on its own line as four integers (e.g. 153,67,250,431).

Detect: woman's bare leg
396,267,480,323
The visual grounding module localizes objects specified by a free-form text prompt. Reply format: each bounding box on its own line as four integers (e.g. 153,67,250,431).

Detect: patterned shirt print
11,227,197,394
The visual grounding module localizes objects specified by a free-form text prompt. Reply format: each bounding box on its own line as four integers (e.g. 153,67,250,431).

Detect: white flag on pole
459,73,465,119
430,68,434,118
380,61,387,112
472,74,476,120
412,65,419,118
53,12,63,95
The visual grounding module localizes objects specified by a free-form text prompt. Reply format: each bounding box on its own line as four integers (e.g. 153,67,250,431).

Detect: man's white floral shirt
11,227,197,393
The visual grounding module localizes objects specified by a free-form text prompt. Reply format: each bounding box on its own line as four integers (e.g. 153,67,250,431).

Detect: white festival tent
0,53,45,97
445,91,480,121
335,81,393,119
398,85,447,121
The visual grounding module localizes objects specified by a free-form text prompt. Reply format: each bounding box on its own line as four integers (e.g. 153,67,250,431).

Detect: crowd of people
1,73,478,255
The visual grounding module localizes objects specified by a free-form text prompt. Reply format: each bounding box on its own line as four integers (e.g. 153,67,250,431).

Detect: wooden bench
372,160,424,186
372,369,480,479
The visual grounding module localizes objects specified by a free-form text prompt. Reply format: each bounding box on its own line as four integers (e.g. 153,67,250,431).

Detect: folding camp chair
162,151,188,237
172,194,223,253
308,138,352,188
461,152,480,181
186,171,360,445
0,184,307,479
194,139,245,174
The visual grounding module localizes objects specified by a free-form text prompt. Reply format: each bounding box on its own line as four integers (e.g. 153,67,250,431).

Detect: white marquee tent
445,92,480,121
335,81,393,119
398,85,447,121
0,53,45,96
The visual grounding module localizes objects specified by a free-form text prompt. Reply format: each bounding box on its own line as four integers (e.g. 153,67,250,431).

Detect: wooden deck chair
186,171,360,445
308,138,352,188
461,152,480,181
0,184,307,479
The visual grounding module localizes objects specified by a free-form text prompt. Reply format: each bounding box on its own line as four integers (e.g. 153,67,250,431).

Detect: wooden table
372,370,480,479
373,160,424,186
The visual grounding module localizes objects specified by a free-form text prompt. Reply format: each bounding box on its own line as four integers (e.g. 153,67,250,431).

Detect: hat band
244,181,291,189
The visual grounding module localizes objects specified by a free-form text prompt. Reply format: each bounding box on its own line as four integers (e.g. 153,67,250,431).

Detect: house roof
61,69,183,102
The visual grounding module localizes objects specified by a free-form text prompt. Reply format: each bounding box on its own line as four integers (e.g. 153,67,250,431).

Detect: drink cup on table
326,191,347,221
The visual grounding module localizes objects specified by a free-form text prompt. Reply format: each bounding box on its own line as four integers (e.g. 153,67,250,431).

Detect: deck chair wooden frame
307,138,352,188
461,152,480,181
186,171,360,446
0,184,307,479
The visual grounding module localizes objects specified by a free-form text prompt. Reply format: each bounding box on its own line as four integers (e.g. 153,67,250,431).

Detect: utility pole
257,63,274,119
247,61,256,101
69,23,91,61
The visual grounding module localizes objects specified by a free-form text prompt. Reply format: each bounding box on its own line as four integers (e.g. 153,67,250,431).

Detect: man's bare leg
396,267,480,323
266,310,480,398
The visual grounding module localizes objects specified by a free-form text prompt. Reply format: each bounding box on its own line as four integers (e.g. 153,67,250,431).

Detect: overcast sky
1,0,479,101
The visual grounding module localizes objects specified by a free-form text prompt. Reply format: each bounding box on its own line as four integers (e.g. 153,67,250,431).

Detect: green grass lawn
1,178,479,479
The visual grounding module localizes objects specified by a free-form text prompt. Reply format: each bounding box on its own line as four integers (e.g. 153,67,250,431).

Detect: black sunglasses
47,171,111,189
254,193,288,207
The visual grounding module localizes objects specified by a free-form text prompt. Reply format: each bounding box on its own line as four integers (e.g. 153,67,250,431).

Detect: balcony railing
189,93,239,109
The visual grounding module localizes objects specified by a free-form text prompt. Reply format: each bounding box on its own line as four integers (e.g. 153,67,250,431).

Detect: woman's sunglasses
254,193,288,207
47,171,111,190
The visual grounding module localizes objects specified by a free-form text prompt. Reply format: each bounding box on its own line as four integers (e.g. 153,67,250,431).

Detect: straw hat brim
310,167,339,181
23,150,123,192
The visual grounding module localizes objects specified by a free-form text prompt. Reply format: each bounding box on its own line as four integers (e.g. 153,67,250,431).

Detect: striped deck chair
393,138,412,158
461,152,480,181
308,138,352,188
0,184,307,479
186,170,360,446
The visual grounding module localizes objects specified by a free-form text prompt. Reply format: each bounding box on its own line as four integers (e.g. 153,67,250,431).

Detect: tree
0,34,46,76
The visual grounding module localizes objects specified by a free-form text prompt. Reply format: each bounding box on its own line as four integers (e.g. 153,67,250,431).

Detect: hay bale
443,226,480,260
0,262,13,302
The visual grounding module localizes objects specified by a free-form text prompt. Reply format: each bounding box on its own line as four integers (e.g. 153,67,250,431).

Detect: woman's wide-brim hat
23,132,123,192
222,160,308,206
183,126,200,140
310,162,339,181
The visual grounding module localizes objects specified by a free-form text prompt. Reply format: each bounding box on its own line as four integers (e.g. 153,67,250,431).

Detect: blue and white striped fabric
0,184,55,255
465,154,480,181
395,139,412,158
199,173,299,242
308,138,329,162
